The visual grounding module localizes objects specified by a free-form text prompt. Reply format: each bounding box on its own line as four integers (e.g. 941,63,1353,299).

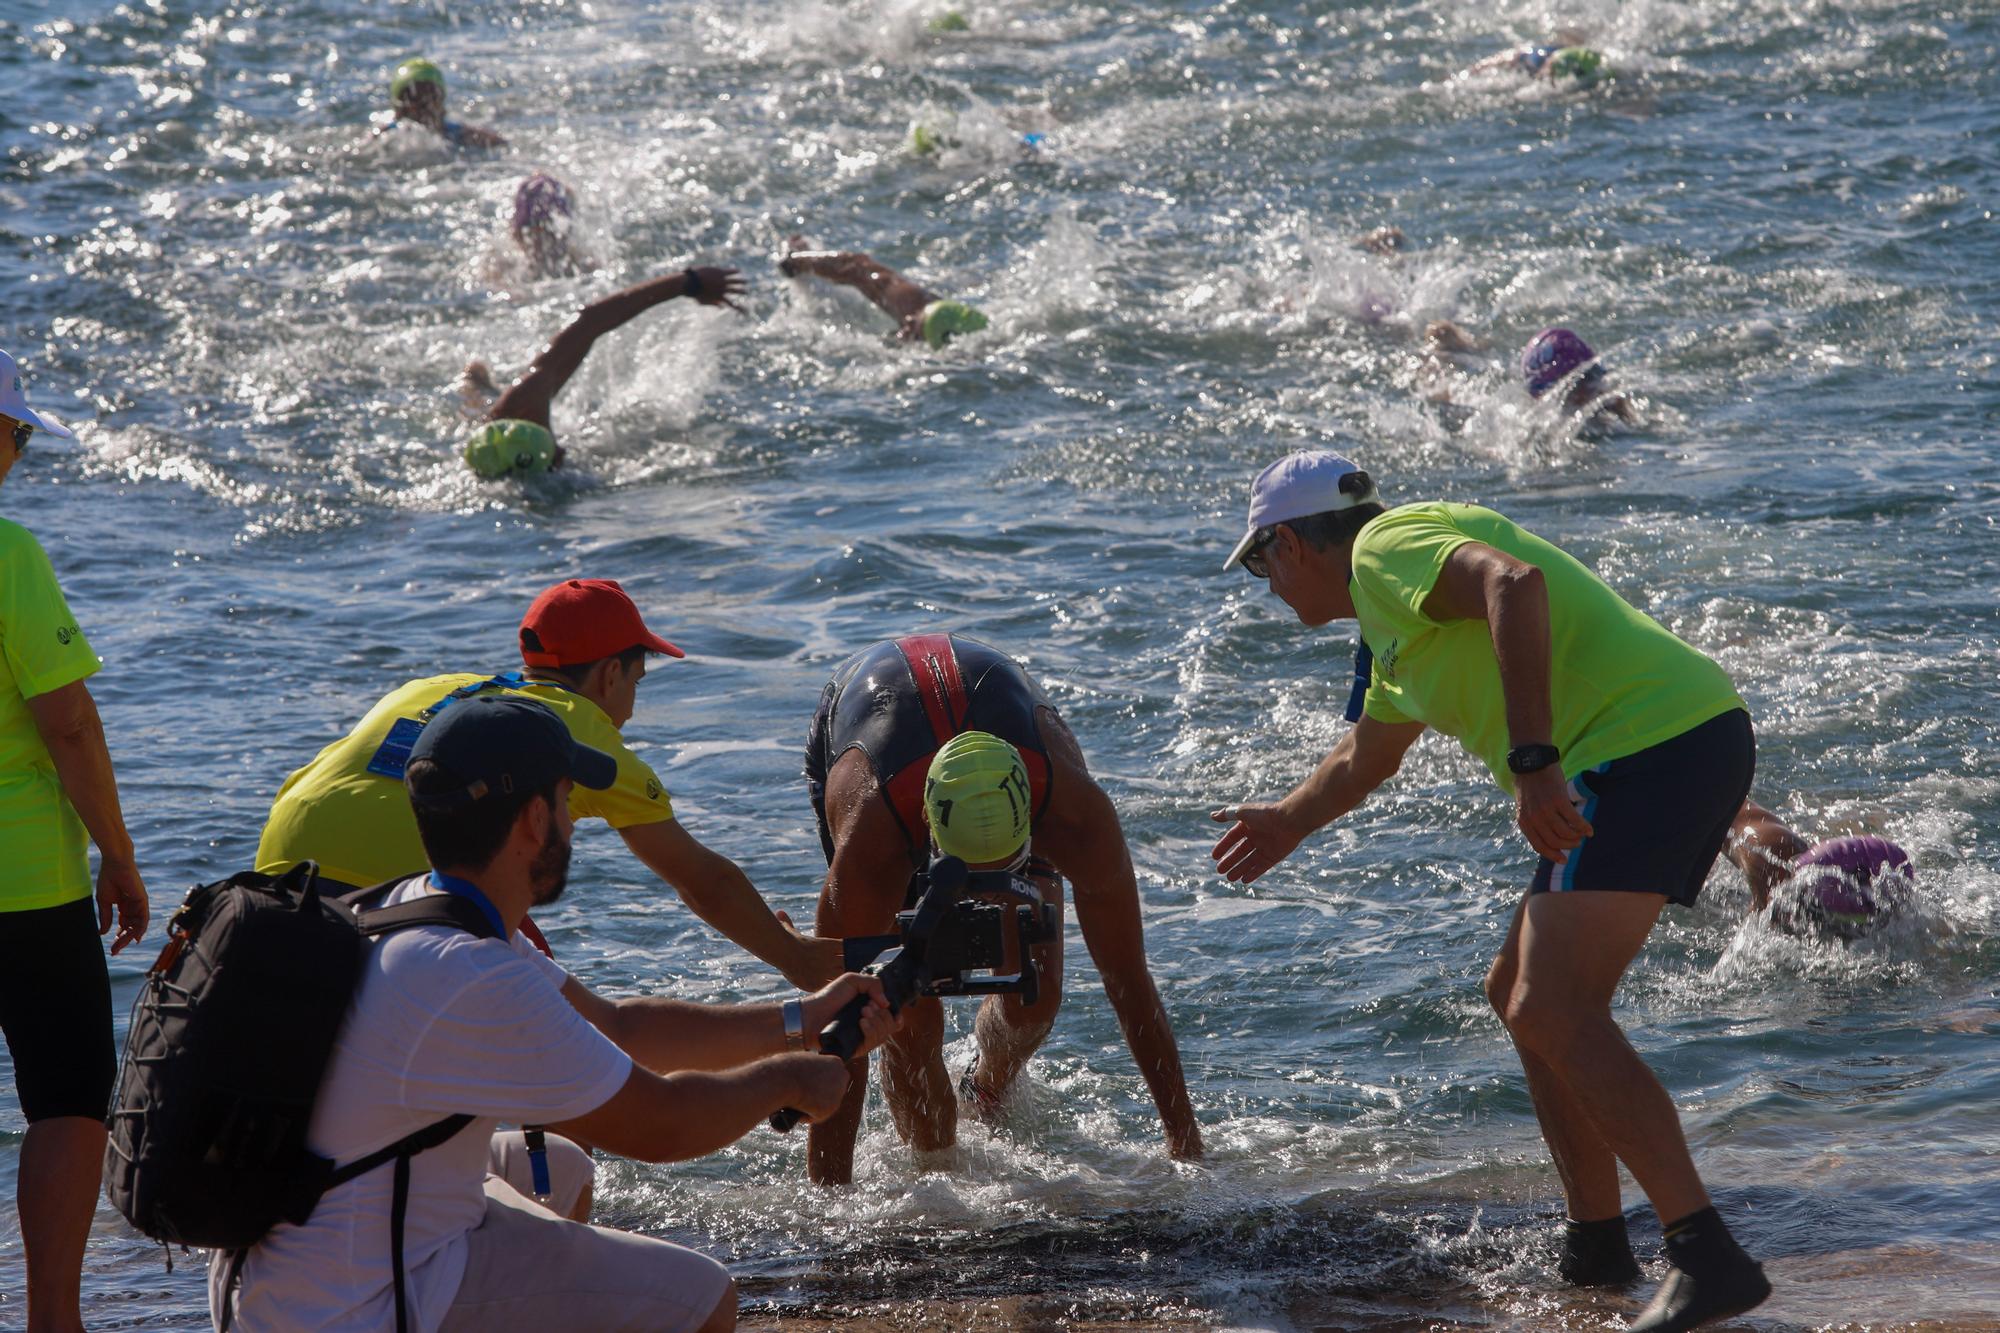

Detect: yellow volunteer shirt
1351,503,1746,791
255,673,674,888
0,518,103,912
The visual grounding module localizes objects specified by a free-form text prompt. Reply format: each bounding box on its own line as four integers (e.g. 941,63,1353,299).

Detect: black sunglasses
1240,525,1281,579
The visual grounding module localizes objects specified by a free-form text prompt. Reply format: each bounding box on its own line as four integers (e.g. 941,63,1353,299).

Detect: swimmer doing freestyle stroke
780,236,990,349
458,265,746,477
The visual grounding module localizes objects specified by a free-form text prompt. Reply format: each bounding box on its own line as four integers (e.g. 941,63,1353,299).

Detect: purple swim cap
1792,835,1913,923
513,173,574,234
1522,327,1599,397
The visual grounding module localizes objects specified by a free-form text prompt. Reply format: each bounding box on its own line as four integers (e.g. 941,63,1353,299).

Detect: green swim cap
1548,47,1607,84
464,419,556,479
921,299,989,348
910,121,952,156
391,58,446,105
925,732,1032,865
927,10,971,33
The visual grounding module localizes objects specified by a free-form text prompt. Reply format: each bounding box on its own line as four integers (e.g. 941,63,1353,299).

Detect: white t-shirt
210,877,633,1332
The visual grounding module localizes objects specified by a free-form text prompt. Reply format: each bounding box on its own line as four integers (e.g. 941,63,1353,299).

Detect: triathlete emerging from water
374,58,506,151
1727,802,1913,939
802,633,1202,1185
458,265,745,476
1213,451,1771,1332
779,236,990,348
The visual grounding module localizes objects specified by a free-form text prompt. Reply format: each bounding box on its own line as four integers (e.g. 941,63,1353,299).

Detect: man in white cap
1211,451,1770,1333
0,350,150,1333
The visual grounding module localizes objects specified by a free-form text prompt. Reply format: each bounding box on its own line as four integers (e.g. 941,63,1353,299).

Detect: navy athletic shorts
1529,709,1755,908
0,897,116,1123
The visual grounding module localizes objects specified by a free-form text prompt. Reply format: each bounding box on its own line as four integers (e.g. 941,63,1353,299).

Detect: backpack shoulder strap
338,878,503,943
357,894,502,942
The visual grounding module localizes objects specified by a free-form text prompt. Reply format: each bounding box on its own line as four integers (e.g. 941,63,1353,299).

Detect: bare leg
1505,891,1712,1225
964,900,1065,1111
879,996,957,1152
1486,892,1624,1221
20,1116,104,1333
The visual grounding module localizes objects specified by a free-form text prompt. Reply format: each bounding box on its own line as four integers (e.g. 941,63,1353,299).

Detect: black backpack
105,861,499,1332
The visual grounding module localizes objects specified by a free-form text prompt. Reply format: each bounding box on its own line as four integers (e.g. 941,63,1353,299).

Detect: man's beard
529,823,573,907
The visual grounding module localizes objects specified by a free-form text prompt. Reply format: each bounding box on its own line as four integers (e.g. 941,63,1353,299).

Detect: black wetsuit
805,634,1056,867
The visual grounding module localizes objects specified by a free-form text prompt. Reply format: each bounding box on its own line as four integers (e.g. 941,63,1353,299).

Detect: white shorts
440,1141,732,1333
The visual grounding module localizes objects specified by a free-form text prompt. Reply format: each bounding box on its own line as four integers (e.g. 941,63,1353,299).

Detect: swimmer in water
375,57,506,151
457,265,745,478
511,172,588,279
779,236,989,348
1466,33,1612,86
1522,327,1640,427
1727,802,1914,940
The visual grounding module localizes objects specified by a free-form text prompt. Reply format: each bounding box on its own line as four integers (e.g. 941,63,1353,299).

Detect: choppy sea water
3,0,1998,1328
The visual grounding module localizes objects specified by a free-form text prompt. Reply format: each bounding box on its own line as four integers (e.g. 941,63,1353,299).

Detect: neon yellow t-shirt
1351,503,1746,792
0,519,102,912
255,673,674,888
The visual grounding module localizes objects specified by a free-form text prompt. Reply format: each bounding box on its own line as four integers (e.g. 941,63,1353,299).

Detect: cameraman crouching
212,696,895,1332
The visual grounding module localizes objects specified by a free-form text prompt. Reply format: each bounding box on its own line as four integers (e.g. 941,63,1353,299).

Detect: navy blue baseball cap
405,695,616,809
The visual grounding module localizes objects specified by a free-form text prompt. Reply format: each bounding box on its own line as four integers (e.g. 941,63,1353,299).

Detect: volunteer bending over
256,577,839,988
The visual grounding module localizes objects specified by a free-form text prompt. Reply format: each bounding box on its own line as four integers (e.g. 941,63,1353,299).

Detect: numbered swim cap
391,58,446,106
921,299,989,348
1522,327,1599,398
464,419,557,479
1792,836,1912,937
925,731,1032,865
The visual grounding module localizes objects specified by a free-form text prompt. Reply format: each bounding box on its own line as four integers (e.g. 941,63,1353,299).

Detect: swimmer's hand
775,909,845,990
1515,765,1592,863
684,265,747,313
1208,802,1309,885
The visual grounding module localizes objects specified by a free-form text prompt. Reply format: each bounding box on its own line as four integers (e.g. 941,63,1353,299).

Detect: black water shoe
1558,1215,1641,1287
1626,1260,1771,1331
1628,1205,1771,1331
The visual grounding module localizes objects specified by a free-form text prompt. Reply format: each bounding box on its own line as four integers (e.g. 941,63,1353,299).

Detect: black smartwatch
682,268,703,298
1506,742,1561,776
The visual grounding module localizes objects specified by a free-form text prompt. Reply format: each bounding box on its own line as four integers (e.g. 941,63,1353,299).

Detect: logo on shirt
55,624,78,646
1376,639,1400,684
645,778,662,802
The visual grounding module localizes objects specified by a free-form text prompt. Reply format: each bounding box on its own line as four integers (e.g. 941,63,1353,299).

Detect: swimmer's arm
783,250,937,327
1726,801,1811,911
455,123,507,149
1423,543,1591,861
1049,781,1204,1161
1210,713,1425,883
488,267,747,425
619,818,842,990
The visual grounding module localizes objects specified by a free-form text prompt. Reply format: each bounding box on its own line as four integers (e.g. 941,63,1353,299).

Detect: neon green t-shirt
255,672,675,888
0,519,102,912
1351,503,1746,792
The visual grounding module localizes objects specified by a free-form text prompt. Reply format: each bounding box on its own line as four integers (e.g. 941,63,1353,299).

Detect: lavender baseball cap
1222,451,1382,571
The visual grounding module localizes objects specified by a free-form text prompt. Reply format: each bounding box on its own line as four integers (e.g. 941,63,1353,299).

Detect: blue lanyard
429,871,508,938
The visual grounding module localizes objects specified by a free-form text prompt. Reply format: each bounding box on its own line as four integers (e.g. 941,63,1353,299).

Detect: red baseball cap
519,579,684,668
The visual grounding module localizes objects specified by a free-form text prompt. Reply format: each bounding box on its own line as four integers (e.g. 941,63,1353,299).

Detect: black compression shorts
0,897,116,1123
